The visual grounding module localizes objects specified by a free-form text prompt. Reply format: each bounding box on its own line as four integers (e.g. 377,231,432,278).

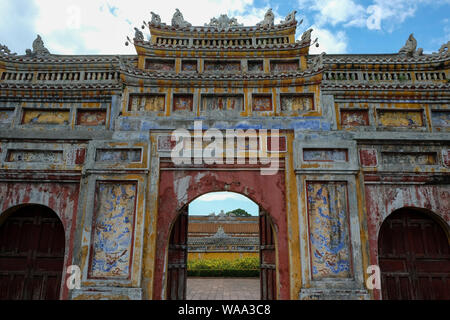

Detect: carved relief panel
252,94,272,112
280,94,314,113
128,94,166,112
201,95,243,112
173,94,194,112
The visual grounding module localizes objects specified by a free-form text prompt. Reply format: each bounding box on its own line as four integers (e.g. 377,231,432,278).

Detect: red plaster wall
0,182,80,300
364,184,450,300
153,169,290,300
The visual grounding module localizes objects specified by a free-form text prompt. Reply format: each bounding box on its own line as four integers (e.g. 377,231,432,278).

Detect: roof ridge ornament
398,33,423,58
212,226,230,239
150,11,163,27
0,44,16,56
436,41,450,56
171,8,192,28
205,14,243,30
308,52,326,72
256,8,275,28
280,10,297,25
134,27,144,41
26,35,51,57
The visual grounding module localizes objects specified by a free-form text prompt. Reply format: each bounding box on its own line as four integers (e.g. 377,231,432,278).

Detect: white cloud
298,0,450,33
195,192,248,202
299,0,366,28
0,0,39,54
365,0,417,31
295,0,450,54
26,0,285,55
299,26,348,54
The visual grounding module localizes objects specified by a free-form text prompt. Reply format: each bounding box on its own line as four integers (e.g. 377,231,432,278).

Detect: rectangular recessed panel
382,152,437,166
280,95,314,112
252,95,272,112
248,61,263,72
145,59,175,71
89,182,137,279
7,150,63,163
22,109,70,125
95,148,142,163
173,94,193,112
128,94,165,112
431,111,450,130
0,108,15,124
270,60,299,72
157,135,177,152
182,61,197,72
303,149,348,162
76,110,107,126
341,110,370,126
201,95,243,112
204,61,241,72
377,110,423,127
307,182,352,279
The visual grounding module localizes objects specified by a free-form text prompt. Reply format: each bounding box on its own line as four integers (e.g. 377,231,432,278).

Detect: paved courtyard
186,277,260,300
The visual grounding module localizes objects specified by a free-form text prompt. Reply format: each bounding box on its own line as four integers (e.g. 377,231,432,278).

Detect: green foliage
188,257,260,277
226,208,251,217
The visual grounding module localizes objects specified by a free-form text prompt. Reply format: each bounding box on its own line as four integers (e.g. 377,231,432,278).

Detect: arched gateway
0,205,66,300
153,169,290,300
166,193,276,300
378,208,450,300
1,7,449,301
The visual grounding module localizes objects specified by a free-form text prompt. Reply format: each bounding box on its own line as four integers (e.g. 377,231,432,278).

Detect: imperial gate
0,8,448,300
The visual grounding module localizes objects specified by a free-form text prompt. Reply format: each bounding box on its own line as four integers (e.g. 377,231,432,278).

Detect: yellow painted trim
285,132,302,299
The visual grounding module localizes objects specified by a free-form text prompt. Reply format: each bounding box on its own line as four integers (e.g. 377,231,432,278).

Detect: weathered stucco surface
0,11,449,300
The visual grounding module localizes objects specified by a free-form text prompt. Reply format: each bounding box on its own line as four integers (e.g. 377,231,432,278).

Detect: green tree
226,208,251,217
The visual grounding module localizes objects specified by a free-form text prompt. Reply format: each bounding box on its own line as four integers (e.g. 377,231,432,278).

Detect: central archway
166,191,277,300
153,169,289,300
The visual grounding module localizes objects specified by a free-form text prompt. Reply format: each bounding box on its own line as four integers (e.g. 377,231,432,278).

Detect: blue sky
0,0,449,56
189,192,259,216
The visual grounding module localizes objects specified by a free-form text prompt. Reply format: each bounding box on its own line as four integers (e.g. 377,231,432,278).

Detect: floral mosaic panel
0,109,14,124
431,111,450,131
252,95,272,112
173,94,193,112
381,152,437,166
307,182,352,279
22,109,70,125
90,182,137,278
303,149,348,162
182,61,197,72
248,61,263,72
7,150,63,163
145,59,175,71
204,60,241,72
271,60,299,72
202,95,243,112
280,95,314,112
128,94,165,112
76,110,107,126
95,149,142,163
377,110,423,127
340,110,370,127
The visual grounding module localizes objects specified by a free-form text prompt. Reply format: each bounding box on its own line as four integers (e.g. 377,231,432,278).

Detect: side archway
378,207,450,300
0,204,66,300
